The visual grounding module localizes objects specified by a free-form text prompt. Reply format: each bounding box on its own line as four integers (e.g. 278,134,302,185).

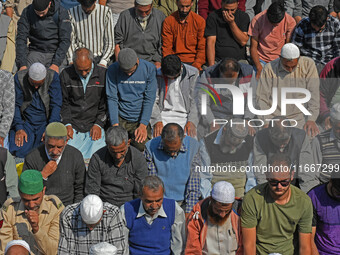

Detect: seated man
23,122,86,206
241,153,313,255
0,170,65,254
5,240,30,255
0,69,14,148
16,0,71,73
312,103,340,183
162,0,206,71
248,2,296,79
308,170,340,255
253,117,319,193
144,123,201,214
200,119,253,197
114,0,165,68
0,148,19,207
60,48,107,160
9,63,62,158
121,176,185,254
186,181,242,254
85,126,148,207
319,56,340,130
58,194,127,254
205,0,250,65
106,48,157,151
291,5,340,73
151,54,199,138
257,43,320,135
67,0,114,67
197,58,256,137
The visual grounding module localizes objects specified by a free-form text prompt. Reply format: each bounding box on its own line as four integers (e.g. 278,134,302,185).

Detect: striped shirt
68,4,114,66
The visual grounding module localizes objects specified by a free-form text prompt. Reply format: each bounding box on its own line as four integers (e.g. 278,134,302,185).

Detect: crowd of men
0,0,339,254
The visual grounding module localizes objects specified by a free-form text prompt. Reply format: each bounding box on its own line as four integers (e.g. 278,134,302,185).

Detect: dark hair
267,1,285,24
77,0,96,8
161,123,184,142
219,58,240,74
221,0,238,5
268,117,292,142
161,55,182,77
309,5,328,28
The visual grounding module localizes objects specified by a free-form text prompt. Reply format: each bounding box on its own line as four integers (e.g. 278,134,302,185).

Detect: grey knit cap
118,48,138,70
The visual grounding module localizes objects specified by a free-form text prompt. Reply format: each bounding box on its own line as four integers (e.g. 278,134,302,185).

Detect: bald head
6,245,29,255
73,48,93,78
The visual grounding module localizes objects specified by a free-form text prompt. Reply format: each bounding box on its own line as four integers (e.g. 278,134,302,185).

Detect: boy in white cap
257,43,320,137
9,62,62,158
58,194,127,254
5,240,30,255
185,181,243,254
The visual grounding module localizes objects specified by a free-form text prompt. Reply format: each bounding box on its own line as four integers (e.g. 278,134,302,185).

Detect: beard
178,11,190,19
207,204,230,226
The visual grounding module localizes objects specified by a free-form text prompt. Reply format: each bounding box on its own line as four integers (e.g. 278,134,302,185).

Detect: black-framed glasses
268,179,291,187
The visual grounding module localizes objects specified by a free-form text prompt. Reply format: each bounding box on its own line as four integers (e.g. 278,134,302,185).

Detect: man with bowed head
4,240,30,255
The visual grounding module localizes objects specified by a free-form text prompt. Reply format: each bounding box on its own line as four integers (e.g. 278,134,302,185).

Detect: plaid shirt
58,202,127,255
144,140,201,213
291,16,340,65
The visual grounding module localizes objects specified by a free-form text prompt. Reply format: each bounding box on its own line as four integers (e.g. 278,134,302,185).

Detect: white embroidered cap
211,181,235,204
280,43,300,60
80,195,103,224
89,242,117,255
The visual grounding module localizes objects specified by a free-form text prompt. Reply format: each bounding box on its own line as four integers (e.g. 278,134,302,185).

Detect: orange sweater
162,11,206,70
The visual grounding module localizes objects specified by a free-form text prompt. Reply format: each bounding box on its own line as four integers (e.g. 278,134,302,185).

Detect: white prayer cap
280,43,300,60
5,240,30,254
135,0,152,5
268,254,282,255
28,63,47,81
80,195,103,224
330,103,340,121
89,242,118,255
211,181,235,204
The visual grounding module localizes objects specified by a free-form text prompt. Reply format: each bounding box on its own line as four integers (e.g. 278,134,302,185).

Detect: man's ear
127,139,131,147
42,186,46,196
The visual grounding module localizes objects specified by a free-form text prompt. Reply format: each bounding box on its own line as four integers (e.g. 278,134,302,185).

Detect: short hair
309,5,328,28
45,135,67,142
105,126,128,146
72,47,94,64
161,55,182,77
77,0,96,8
140,176,165,195
268,152,291,167
267,1,285,24
219,58,240,74
268,117,292,142
161,123,184,142
221,0,238,5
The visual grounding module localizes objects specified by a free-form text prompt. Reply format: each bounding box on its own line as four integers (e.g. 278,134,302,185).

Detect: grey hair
161,123,184,142
105,126,128,146
140,176,165,195
72,47,94,64
45,135,67,142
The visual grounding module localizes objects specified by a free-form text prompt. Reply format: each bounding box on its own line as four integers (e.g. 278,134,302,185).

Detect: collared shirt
144,140,201,213
0,195,64,255
120,200,185,254
291,16,340,65
58,202,127,255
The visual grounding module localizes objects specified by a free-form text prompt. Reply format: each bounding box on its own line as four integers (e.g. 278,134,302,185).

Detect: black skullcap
33,0,51,11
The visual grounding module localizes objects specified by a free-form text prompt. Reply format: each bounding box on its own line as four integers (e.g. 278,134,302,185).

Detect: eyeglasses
268,179,291,187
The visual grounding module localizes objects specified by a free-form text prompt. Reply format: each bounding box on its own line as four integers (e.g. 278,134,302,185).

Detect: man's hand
41,161,58,179
19,66,27,71
15,130,28,147
153,122,163,138
0,137,4,147
222,10,235,24
324,116,332,130
184,121,197,137
209,122,220,133
255,65,263,80
304,120,320,137
135,124,147,143
90,125,102,141
49,64,59,73
154,62,161,69
66,125,74,140
25,210,39,234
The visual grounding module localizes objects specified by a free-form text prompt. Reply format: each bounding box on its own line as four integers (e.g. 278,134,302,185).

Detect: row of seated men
1,0,340,77
0,122,339,254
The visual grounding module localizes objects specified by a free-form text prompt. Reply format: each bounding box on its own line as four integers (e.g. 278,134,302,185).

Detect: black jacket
60,64,107,133
16,0,71,67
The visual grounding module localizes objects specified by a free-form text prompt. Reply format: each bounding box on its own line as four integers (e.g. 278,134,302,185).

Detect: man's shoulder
119,7,135,19
243,183,267,203
25,144,46,161
190,11,205,23
291,185,312,204
235,9,250,23
1,197,21,213
44,194,65,211
151,8,166,21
